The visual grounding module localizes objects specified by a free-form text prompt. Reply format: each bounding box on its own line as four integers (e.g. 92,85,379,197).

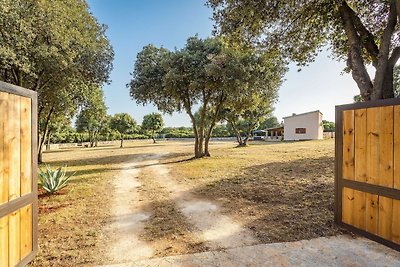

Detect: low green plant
38,165,75,193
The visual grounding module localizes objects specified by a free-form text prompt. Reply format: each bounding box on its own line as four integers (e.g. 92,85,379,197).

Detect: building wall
284,112,323,140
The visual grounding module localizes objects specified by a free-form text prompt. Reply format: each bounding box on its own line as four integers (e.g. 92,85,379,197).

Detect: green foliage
141,113,164,138
110,113,138,147
129,36,286,157
209,0,400,100
161,127,194,138
322,120,335,132
76,88,108,147
259,116,280,130
0,0,114,161
212,124,233,137
38,165,75,194
110,113,138,136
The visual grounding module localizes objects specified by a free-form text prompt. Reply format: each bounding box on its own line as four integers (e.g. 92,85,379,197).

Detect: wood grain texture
378,196,393,240
342,187,354,225
366,107,380,185
392,199,400,244
20,97,32,196
0,215,9,267
378,106,394,188
353,190,366,230
9,209,21,266
394,106,400,189
355,109,367,182
0,92,9,205
365,193,379,235
8,95,21,201
343,110,355,180
20,204,32,259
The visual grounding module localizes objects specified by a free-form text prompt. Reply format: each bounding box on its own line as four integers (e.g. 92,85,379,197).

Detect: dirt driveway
102,150,400,266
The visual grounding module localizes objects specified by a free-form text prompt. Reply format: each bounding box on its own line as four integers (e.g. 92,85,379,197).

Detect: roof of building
283,110,322,119
264,126,284,131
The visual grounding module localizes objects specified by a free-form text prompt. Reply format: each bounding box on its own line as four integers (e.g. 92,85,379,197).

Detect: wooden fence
335,98,400,251
0,81,38,266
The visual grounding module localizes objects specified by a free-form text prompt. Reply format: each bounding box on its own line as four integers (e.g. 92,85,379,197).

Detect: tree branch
345,2,379,66
373,1,397,99
339,3,373,100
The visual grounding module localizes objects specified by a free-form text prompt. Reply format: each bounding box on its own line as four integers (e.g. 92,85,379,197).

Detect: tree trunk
38,107,54,163
339,3,373,100
120,135,124,148
186,105,202,158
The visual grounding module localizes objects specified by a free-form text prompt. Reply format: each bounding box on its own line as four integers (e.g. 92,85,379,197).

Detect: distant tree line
46,114,281,144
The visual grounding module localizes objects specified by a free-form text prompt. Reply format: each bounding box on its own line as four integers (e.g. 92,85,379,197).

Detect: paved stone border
100,235,400,267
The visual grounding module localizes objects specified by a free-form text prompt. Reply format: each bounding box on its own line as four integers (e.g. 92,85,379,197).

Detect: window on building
295,128,306,134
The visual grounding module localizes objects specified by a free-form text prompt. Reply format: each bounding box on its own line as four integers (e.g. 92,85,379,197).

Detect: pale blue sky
87,0,360,126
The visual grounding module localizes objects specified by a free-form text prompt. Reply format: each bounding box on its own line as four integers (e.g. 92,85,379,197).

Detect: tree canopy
110,113,138,147
0,0,113,161
141,113,164,143
209,0,400,101
129,36,285,157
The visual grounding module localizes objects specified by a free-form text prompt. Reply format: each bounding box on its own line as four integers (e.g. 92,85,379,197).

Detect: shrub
38,165,75,193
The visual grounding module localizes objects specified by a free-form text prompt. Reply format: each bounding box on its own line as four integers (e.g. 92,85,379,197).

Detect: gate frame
335,98,400,252
0,81,38,266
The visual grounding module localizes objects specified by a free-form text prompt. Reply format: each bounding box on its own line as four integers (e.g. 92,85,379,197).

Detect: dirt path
104,152,256,265
146,153,257,250
105,157,154,263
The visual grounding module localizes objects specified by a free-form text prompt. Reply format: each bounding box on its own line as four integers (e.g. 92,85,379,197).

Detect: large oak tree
0,0,113,161
129,37,285,158
209,0,400,101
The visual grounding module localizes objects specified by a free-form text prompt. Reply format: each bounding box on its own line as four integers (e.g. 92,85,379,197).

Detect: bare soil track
31,140,366,266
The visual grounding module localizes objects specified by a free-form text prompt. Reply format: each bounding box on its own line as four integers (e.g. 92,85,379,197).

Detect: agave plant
38,165,75,193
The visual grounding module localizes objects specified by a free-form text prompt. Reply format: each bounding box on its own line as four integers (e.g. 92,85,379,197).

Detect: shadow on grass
187,155,346,243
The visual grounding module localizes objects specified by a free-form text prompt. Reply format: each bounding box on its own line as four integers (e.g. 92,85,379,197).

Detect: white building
283,110,323,141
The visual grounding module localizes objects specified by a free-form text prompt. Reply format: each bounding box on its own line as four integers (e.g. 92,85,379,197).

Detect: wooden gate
335,98,400,251
0,81,38,266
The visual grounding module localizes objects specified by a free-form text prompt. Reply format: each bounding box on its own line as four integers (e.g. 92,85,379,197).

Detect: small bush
38,165,75,193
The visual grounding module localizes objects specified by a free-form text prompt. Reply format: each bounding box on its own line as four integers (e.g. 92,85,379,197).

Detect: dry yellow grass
29,139,344,265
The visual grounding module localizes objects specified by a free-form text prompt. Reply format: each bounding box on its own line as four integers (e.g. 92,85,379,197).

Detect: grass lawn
30,139,344,266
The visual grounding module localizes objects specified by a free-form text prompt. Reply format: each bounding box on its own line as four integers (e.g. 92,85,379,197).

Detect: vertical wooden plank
393,199,400,244
342,187,354,225
0,92,9,266
393,106,400,244
379,106,394,187
343,110,355,180
9,210,21,266
9,94,21,201
378,196,393,240
20,205,32,259
365,193,379,235
354,109,367,230
0,92,8,204
394,105,400,190
366,107,380,185
0,215,9,267
377,107,394,241
9,95,21,265
20,97,32,195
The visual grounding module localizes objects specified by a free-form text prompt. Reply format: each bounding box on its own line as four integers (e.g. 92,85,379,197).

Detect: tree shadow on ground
189,155,348,244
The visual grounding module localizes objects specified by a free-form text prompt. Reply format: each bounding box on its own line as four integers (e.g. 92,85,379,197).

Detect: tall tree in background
141,113,164,144
259,116,280,130
209,1,400,101
110,113,138,148
129,37,285,157
76,88,108,148
223,94,276,146
0,0,113,161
